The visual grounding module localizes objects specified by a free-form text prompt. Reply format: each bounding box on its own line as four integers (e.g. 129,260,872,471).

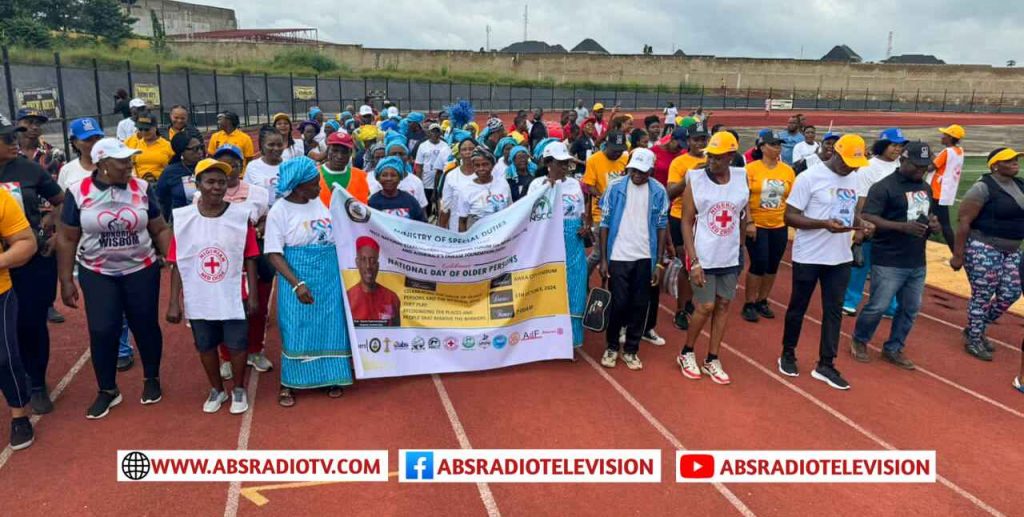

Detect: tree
0,17,53,48
149,9,167,53
80,0,136,45
37,0,78,32
1008,60,1017,68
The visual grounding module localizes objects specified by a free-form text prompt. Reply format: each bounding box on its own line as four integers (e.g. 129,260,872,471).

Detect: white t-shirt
57,158,94,190
855,157,900,197
243,158,282,206
454,177,512,224
787,163,859,265
368,173,428,208
441,168,476,230
663,106,679,125
116,118,136,142
805,153,823,168
281,139,305,161
414,140,451,189
792,141,820,164
610,181,651,261
263,198,334,254
527,177,586,221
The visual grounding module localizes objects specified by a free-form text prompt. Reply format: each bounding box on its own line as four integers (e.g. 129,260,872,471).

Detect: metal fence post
241,72,248,126
967,90,976,113
213,69,220,116
338,76,344,113
634,84,639,110
1,47,13,119
428,81,433,114
155,64,164,120
54,53,70,158
289,73,296,119
746,86,751,109
529,85,533,109
940,89,947,112
997,90,1005,113
126,60,133,97
698,85,704,108
263,73,270,124
838,88,843,111
92,58,103,128
185,68,193,123
490,83,494,113
551,82,556,111
913,89,920,112
814,86,820,110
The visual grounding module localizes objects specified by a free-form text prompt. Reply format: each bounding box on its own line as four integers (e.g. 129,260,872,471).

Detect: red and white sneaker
701,359,732,385
676,352,702,380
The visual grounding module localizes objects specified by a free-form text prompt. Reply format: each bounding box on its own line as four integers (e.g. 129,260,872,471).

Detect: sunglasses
184,145,203,152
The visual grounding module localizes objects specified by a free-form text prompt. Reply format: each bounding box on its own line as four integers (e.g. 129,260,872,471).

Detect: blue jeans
119,318,134,358
843,241,898,314
852,265,926,353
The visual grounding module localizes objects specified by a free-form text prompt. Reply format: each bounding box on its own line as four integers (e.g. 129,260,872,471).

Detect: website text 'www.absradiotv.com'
117,449,936,483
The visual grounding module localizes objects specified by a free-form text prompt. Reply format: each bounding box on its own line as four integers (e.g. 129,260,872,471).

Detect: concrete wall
130,0,237,37
168,40,1024,101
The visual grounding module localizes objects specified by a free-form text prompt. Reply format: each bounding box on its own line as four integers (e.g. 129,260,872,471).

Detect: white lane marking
223,370,261,517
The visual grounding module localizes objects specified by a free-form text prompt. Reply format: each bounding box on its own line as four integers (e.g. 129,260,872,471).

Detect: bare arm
166,264,183,323
950,200,982,270
680,184,704,286
57,224,82,308
0,227,38,270
244,257,259,316
667,178,686,199
147,216,172,258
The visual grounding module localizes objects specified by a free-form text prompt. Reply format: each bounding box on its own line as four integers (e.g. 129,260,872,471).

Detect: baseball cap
901,142,934,167
987,147,1023,168
135,114,156,130
358,105,374,116
272,112,291,124
593,102,605,112
604,131,627,152
541,141,577,162
213,143,243,161
939,124,966,140
626,148,655,173
387,106,400,119
0,114,27,136
834,134,870,168
671,126,689,142
129,98,146,109
756,129,782,146
704,131,739,155
879,128,908,145
69,117,104,140
822,131,841,142
355,236,380,252
195,158,232,177
91,137,140,162
327,131,355,149
16,108,48,123
427,122,442,132
685,123,709,139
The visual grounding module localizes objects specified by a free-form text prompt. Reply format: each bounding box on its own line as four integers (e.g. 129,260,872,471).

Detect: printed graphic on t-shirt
760,179,785,209
197,246,228,283
562,193,583,217
707,201,738,237
905,191,930,222
97,207,142,248
383,207,411,219
181,176,197,200
829,188,857,227
0,182,25,211
486,193,509,213
303,218,333,244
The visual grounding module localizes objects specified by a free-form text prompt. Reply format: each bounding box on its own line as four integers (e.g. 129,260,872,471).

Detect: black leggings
79,265,163,391
931,198,955,254
10,253,56,391
746,226,788,276
0,290,29,409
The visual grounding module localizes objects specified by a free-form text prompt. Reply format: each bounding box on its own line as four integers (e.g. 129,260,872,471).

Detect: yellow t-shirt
581,151,629,222
746,160,795,229
509,131,527,144
0,189,30,294
207,129,256,160
667,153,706,219
125,135,175,182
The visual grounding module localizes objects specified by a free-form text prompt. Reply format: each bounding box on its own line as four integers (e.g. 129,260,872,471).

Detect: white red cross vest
171,202,249,321
688,166,750,270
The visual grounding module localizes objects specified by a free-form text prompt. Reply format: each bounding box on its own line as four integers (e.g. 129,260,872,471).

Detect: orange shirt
207,129,256,161
581,151,629,222
0,189,30,294
667,153,706,219
318,165,370,207
746,160,795,229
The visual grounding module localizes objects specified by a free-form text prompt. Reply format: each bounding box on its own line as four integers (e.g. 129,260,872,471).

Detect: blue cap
822,132,841,142
69,117,104,140
16,108,47,123
879,128,908,144
213,143,244,161
671,126,688,142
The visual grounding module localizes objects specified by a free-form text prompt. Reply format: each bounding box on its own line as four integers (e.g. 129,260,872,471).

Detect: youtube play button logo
678,453,716,480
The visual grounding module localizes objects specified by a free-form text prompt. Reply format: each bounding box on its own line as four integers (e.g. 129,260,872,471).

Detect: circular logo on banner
197,247,229,283
368,338,382,353
707,202,737,237
444,337,458,351
345,198,371,223
509,333,521,346
121,451,151,480
493,335,508,350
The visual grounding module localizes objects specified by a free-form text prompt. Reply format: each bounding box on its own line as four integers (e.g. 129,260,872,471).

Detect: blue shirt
599,178,669,273
779,130,805,165
368,191,426,222
155,161,196,223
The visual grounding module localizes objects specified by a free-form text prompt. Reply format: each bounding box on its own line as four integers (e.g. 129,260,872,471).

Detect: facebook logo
405,451,434,480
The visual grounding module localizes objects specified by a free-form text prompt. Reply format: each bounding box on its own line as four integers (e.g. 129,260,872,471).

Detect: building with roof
882,54,946,65
820,44,863,63
167,28,319,43
571,38,609,55
499,40,568,54
121,0,237,37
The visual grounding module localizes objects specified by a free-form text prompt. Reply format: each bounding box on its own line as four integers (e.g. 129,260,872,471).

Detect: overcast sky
196,1,1019,66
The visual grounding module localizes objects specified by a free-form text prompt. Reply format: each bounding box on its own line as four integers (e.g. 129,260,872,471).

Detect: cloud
194,0,1021,65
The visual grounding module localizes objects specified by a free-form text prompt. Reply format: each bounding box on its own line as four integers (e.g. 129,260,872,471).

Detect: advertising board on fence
15,87,60,119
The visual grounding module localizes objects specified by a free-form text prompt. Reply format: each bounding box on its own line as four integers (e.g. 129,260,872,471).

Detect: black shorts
669,216,684,248
190,319,248,353
745,226,788,276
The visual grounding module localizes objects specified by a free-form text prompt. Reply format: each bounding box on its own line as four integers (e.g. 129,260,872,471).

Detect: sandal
278,388,295,407
326,386,344,398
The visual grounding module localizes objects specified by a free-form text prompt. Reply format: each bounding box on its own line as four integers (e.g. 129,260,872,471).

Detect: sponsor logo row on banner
118,450,935,483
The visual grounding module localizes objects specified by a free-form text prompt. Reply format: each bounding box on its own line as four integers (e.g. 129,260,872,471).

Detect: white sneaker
601,349,618,368
203,389,229,413
621,353,643,370
676,352,702,380
219,362,233,380
247,352,273,372
229,388,249,414
642,330,666,346
701,359,732,385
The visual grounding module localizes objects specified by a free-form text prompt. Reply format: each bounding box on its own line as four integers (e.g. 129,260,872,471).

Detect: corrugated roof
499,40,568,54
571,38,608,54
821,44,862,62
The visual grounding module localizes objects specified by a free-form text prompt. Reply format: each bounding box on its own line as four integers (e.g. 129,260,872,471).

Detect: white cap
626,148,655,173
359,105,374,116
541,141,574,161
129,98,146,109
91,137,141,163
387,106,399,118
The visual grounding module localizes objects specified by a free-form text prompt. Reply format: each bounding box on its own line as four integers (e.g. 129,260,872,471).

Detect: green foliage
149,9,167,53
78,0,136,45
271,49,342,73
0,17,53,48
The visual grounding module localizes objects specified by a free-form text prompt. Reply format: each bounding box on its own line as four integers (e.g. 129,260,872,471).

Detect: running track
0,246,1020,516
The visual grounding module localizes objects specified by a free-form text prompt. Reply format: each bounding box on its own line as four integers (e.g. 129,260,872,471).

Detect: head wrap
385,141,409,156
374,156,408,180
506,145,537,178
308,106,322,120
471,146,496,165
276,156,319,198
364,142,386,172
344,118,358,132
449,128,473,145
465,121,480,137
170,132,193,164
384,130,407,148
325,120,341,132
297,120,320,136
406,112,425,124
339,111,353,122
494,137,517,159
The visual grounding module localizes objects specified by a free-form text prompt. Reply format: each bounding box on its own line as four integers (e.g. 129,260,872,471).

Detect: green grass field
936,156,988,245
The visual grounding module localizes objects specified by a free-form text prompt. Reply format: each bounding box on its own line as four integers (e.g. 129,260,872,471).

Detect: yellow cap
987,148,1023,168
272,112,291,124
593,102,605,111
834,134,870,168
466,121,479,136
704,131,739,155
939,124,965,140
195,158,232,176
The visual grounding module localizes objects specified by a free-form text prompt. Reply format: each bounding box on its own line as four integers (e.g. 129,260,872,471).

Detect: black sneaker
673,310,689,330
116,355,135,372
47,306,65,323
741,303,759,322
962,329,993,361
756,300,775,319
778,355,799,377
141,378,162,405
685,301,696,315
10,417,33,451
811,365,851,390
86,390,123,419
30,388,53,415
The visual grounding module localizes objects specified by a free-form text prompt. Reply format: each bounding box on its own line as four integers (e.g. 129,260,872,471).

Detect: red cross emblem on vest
707,202,737,237
197,247,229,283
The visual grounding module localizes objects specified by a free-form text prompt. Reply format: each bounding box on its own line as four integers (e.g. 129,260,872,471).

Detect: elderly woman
369,156,426,222
264,157,353,406
155,133,204,222
438,137,478,231
951,147,1024,362
455,147,512,232
58,138,172,419
492,136,518,179
530,142,589,347
377,141,427,208
506,145,537,202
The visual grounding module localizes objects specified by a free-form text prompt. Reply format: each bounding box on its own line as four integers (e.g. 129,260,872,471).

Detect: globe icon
121,451,151,480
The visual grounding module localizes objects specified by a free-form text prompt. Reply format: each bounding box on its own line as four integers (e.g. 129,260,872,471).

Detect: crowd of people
0,93,1021,454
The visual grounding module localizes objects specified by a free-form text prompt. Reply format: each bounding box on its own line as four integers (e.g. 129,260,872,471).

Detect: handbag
583,278,612,333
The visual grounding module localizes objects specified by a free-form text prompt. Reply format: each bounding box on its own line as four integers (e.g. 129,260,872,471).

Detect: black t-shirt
368,191,426,222
863,171,932,268
0,156,63,234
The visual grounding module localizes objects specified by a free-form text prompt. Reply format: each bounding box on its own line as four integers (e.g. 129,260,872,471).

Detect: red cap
355,236,380,252
327,131,355,149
